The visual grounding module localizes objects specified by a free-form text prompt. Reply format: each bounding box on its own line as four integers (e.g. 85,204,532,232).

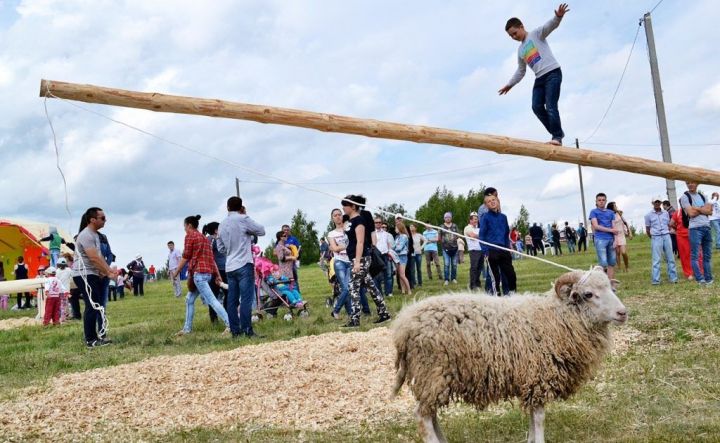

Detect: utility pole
235,177,240,198
575,138,588,228
643,12,677,206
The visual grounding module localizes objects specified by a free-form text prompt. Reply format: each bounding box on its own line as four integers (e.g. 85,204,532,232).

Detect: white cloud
2,0,720,270
540,167,594,200
697,82,720,111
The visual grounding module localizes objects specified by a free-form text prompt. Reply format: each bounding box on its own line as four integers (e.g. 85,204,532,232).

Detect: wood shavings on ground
0,325,636,441
0,316,40,331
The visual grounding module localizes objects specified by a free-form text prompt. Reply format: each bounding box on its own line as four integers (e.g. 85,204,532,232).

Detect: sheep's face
555,267,628,325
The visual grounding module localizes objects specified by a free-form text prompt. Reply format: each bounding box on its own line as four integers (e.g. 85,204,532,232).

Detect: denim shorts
398,254,408,266
594,237,617,267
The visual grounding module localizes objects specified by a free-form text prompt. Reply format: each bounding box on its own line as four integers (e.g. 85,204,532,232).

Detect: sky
1,0,719,270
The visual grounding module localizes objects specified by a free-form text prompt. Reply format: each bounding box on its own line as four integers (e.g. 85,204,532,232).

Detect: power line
649,0,665,14
582,21,643,143
238,158,516,185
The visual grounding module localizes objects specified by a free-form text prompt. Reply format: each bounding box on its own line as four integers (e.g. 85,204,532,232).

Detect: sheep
392,266,627,443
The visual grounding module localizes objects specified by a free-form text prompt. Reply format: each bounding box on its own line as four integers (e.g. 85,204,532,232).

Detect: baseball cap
651,195,663,203
57,258,67,266
444,212,452,218
46,266,56,275
469,211,478,217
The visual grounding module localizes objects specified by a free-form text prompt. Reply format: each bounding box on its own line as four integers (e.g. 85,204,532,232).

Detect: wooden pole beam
40,79,720,186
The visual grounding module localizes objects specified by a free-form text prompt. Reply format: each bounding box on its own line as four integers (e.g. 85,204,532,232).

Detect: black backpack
681,191,705,228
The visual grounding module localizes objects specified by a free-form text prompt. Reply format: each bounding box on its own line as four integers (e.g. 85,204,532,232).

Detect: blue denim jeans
650,234,677,284
689,226,714,282
226,263,255,336
442,249,458,281
594,237,617,268
183,273,229,332
97,277,110,334
532,68,564,141
413,254,423,286
567,239,576,253
50,249,60,267
711,219,720,249
333,259,352,315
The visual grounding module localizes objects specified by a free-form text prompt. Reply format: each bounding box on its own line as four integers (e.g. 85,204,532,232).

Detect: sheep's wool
392,289,611,416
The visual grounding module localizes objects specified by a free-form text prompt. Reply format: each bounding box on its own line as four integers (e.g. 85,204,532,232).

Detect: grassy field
1,236,719,442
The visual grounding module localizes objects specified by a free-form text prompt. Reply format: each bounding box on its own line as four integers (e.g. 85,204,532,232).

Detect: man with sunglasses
72,207,118,348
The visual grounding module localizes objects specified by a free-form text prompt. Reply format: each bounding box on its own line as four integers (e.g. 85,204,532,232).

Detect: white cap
46,266,57,275
57,258,67,266
135,253,142,259
651,195,664,203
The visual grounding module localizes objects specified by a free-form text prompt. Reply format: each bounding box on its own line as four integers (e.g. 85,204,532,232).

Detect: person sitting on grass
267,266,305,308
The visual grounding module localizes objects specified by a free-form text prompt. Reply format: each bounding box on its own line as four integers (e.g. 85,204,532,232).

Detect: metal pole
576,138,588,229
643,12,678,206
235,177,240,198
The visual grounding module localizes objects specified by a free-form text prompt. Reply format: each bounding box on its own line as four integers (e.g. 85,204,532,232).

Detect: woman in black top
341,194,390,327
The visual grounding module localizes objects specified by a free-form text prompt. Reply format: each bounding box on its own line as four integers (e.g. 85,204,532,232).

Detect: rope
43,90,577,275
44,88,108,341
582,21,642,143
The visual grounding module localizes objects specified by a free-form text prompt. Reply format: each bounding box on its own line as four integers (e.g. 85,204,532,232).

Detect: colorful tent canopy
0,218,73,281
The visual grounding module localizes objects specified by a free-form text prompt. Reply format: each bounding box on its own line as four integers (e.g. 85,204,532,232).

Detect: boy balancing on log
498,3,570,146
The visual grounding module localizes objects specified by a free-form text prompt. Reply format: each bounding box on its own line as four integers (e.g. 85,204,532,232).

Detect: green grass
1,236,719,441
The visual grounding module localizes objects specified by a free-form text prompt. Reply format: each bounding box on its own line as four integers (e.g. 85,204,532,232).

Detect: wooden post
39,79,720,186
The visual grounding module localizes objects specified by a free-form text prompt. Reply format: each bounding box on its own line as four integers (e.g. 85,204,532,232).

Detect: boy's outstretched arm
539,3,569,39
499,56,526,95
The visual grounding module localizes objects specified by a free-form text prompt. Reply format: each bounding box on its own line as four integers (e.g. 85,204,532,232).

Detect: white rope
43,90,577,275
44,89,108,341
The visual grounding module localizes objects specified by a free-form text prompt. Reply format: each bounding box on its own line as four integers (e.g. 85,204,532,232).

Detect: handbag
369,246,386,277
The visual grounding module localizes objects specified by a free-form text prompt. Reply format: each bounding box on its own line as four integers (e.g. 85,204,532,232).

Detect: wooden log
40,79,720,186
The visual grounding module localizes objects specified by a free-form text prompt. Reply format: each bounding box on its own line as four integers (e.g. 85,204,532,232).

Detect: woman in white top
327,208,352,319
608,202,632,272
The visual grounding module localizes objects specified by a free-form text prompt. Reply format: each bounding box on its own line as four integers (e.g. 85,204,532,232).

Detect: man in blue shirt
589,192,618,281
644,196,678,285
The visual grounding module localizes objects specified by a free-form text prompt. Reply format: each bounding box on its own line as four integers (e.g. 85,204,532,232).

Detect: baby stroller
252,251,309,322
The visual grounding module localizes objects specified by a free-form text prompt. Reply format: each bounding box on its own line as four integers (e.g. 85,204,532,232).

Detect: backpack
681,191,705,228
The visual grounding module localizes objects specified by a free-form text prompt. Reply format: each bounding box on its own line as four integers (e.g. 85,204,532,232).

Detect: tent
0,218,73,281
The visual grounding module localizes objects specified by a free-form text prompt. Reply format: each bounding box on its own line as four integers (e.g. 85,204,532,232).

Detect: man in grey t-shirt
73,207,118,347
679,181,714,284
499,3,570,145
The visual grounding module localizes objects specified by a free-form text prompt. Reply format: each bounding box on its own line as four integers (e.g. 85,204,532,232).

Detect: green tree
415,186,486,227
514,204,530,236
263,243,278,264
289,209,320,266
375,203,408,236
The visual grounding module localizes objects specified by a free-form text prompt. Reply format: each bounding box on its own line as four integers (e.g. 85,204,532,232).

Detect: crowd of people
5,179,718,347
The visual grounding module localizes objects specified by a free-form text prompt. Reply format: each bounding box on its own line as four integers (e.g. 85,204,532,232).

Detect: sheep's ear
610,279,621,286
592,265,604,273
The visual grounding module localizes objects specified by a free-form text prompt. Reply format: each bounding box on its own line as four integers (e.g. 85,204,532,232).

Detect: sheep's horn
554,271,583,297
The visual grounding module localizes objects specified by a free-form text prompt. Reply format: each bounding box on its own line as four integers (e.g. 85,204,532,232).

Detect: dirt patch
0,325,634,441
0,316,40,331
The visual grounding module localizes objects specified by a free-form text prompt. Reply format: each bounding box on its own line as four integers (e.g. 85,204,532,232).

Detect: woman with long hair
341,194,390,327
393,221,412,295
173,215,230,336
327,208,352,319
607,202,632,271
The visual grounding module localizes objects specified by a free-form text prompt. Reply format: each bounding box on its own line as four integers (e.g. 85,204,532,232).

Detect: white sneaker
443,281,449,286
452,279,458,285
386,293,394,298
